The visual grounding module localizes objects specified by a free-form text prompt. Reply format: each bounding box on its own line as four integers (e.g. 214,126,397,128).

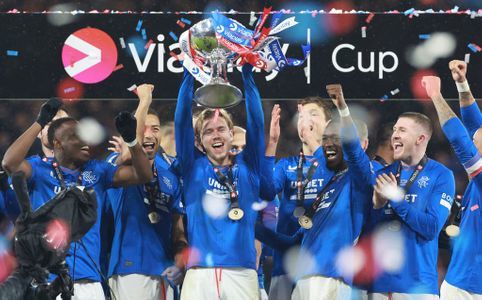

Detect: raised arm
174,70,196,175
134,84,155,143
326,84,373,187
449,60,482,136
265,104,281,157
112,112,153,186
423,76,482,188
241,64,265,173
2,98,62,177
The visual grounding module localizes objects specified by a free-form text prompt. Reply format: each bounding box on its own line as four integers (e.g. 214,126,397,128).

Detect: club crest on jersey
417,176,429,188
81,171,97,184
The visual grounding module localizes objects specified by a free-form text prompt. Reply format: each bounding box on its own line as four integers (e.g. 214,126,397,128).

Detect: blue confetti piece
180,18,192,25
142,28,147,40
468,43,480,53
404,8,415,16
136,19,143,32
419,34,430,40
7,50,18,56
380,95,389,102
169,31,178,42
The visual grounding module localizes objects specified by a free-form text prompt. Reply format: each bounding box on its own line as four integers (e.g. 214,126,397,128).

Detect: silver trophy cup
190,19,242,108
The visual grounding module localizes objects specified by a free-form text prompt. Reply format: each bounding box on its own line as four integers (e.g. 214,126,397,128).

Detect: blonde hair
194,108,234,142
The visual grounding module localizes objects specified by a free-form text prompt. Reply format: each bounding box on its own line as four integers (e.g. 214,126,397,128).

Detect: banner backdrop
0,13,480,100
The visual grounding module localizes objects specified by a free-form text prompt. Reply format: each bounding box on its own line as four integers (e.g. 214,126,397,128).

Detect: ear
361,138,369,151
416,134,426,145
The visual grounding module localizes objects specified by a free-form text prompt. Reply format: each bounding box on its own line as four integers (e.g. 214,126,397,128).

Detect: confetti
169,31,178,42
361,26,367,38
404,8,415,16
380,94,389,102
468,43,481,53
127,84,138,94
113,64,124,72
64,87,76,93
465,53,470,64
142,28,147,40
471,204,479,211
419,34,430,40
119,37,126,49
365,12,375,23
202,191,229,219
176,20,186,28
470,11,476,19
136,19,143,32
6,50,18,56
77,118,106,146
44,219,70,251
249,11,257,26
169,51,180,61
180,17,192,25
390,88,400,95
144,39,154,49
452,6,459,13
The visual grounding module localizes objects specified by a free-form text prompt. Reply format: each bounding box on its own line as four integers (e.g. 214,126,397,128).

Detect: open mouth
142,142,155,150
212,142,224,149
393,142,403,151
325,149,338,160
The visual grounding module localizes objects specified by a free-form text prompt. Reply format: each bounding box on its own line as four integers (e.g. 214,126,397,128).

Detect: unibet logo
62,28,117,84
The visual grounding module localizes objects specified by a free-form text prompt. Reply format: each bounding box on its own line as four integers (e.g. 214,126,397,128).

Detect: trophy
188,18,242,108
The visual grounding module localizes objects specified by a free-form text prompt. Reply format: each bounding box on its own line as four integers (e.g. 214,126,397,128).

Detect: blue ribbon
211,13,254,46
267,40,311,71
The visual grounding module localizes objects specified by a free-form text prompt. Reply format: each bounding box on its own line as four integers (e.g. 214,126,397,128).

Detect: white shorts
180,267,259,300
109,274,174,300
440,280,482,300
269,275,294,300
260,288,268,300
368,292,439,300
56,281,105,300
291,275,351,300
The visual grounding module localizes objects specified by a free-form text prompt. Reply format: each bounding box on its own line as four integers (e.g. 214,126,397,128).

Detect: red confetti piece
113,64,124,72
169,51,179,61
176,20,186,28
365,12,375,23
144,39,154,50
471,204,479,211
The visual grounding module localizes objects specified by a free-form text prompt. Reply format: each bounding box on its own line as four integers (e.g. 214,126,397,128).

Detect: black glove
36,98,63,128
115,111,137,145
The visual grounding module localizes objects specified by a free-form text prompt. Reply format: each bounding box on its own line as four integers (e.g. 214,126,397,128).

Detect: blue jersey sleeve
389,170,455,241
241,64,265,174
261,159,286,201
460,102,482,138
341,123,375,187
255,222,303,252
174,70,196,176
98,161,119,189
442,117,482,188
170,177,184,215
259,156,276,201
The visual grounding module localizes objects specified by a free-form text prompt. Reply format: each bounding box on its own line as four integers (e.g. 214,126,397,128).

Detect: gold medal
228,207,244,221
445,224,460,237
148,212,160,224
293,206,306,218
298,215,313,229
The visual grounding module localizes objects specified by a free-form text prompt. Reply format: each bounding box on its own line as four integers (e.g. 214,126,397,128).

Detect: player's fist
449,60,467,83
115,111,137,145
326,84,346,109
36,97,63,128
136,84,154,103
421,76,441,99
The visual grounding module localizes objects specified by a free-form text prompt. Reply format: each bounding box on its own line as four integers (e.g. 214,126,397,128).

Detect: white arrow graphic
64,34,102,77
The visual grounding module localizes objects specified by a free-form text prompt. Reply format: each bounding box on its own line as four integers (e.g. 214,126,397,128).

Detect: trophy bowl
189,18,243,108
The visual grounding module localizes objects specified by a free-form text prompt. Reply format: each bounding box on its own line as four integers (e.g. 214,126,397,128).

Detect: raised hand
136,84,154,104
36,97,63,128
115,111,137,145
326,84,347,110
269,104,281,144
421,76,441,99
449,60,467,83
